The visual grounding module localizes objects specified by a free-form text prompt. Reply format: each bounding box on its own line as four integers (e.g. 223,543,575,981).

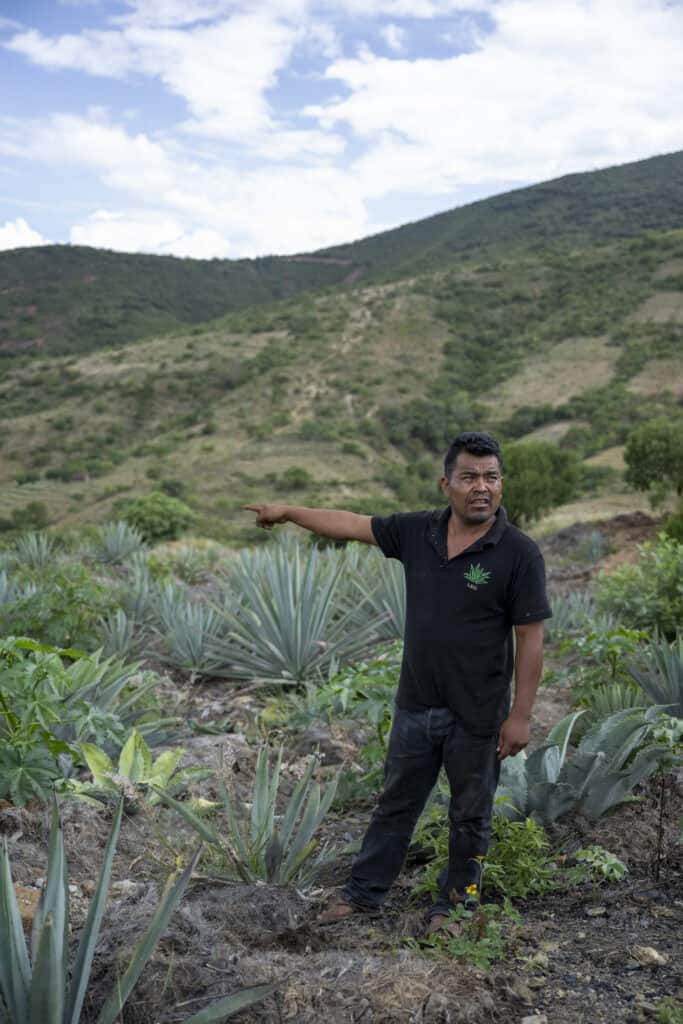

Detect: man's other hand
244,504,290,529
496,710,530,760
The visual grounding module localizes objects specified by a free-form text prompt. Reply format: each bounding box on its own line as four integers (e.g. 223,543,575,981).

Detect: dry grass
489,336,618,416
628,357,683,399
630,291,683,323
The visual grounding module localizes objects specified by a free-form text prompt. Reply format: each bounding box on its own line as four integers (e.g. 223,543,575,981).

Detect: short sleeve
508,552,552,625
371,513,404,561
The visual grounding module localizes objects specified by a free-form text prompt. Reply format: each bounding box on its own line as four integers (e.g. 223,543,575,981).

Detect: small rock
110,879,139,898
576,930,587,939
520,1015,548,1024
13,884,40,934
629,946,668,967
586,906,607,917
556,989,567,998
528,951,549,970
527,977,547,990
508,977,534,1005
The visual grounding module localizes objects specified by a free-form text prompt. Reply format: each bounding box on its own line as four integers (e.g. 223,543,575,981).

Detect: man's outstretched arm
244,504,377,544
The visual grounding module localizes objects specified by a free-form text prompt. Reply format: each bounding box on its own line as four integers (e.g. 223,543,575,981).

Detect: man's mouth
469,498,490,508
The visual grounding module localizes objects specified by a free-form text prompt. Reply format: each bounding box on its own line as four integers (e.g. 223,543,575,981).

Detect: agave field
0,519,682,1023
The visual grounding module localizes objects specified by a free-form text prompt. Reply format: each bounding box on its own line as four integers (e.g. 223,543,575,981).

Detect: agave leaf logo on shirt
464,563,492,588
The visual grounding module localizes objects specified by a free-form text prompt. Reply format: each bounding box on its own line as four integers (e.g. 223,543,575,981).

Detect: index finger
243,505,263,512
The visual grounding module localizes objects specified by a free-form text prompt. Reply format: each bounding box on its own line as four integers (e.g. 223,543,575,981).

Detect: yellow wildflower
465,883,478,896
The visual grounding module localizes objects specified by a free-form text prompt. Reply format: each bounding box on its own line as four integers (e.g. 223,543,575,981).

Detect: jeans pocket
386,708,430,758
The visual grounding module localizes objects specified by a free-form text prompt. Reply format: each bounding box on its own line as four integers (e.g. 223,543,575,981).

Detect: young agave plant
496,705,671,824
69,729,210,809
626,636,683,717
158,745,338,886
94,521,146,565
0,797,275,1023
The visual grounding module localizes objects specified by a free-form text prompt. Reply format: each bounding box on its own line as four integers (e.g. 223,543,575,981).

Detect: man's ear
439,476,449,497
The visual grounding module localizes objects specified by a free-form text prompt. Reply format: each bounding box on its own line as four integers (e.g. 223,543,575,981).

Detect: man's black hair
443,431,504,479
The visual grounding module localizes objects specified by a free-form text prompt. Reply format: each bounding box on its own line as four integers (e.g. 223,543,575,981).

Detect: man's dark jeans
343,706,500,917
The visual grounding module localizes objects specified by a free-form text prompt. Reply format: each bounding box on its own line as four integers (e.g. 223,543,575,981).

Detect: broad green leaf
118,730,152,783
80,743,115,788
148,749,183,787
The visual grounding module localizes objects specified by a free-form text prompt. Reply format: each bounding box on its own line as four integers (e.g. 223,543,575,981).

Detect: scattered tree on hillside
502,441,579,527
624,417,683,508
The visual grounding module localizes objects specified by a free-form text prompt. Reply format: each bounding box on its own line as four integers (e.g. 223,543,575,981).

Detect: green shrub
663,503,683,543
624,417,683,507
594,533,683,639
118,491,195,542
502,441,579,526
0,563,115,648
277,465,313,491
0,636,172,805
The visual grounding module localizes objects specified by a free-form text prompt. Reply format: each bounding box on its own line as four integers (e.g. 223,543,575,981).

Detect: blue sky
1,0,682,258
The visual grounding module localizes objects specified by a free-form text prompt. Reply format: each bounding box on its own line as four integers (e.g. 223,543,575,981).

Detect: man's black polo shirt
371,505,551,735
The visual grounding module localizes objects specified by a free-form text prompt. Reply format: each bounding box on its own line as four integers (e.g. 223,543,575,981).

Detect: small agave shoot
69,729,211,809
0,797,275,1023
159,745,338,885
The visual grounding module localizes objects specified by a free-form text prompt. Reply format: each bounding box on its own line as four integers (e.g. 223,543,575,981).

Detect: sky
1,0,682,259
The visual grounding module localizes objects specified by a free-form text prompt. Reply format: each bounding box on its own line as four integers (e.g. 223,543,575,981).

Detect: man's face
440,452,503,526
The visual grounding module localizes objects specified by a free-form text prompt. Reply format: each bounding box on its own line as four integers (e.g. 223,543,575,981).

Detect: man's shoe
315,892,365,925
424,912,467,938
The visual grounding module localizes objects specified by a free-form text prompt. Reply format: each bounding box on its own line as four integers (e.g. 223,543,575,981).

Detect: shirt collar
431,505,508,560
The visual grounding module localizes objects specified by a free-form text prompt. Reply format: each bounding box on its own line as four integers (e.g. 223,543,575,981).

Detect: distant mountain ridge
1,148,682,357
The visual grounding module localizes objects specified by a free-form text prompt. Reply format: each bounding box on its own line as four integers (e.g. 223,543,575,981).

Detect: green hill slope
2,149,683,358
1,225,682,542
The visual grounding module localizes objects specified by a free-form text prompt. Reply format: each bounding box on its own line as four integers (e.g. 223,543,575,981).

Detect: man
246,431,550,933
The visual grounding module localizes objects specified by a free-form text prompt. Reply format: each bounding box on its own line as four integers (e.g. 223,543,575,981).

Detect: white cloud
310,0,683,197
3,0,683,257
379,23,407,52
0,217,50,250
70,209,231,257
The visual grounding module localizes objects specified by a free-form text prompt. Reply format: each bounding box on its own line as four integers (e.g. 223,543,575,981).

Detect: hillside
1,224,682,543
2,149,683,358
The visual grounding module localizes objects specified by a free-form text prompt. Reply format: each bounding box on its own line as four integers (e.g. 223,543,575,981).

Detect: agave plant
210,540,384,683
158,745,338,886
156,599,229,678
0,570,17,606
94,520,146,565
13,532,56,572
545,591,595,643
96,609,139,659
496,706,671,824
626,636,683,716
116,555,154,625
350,548,405,641
0,797,275,1023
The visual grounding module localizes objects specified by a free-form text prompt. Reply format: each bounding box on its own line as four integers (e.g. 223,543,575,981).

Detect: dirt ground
3,512,682,1023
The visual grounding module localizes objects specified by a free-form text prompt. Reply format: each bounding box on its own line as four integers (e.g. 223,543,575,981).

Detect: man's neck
448,509,496,540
